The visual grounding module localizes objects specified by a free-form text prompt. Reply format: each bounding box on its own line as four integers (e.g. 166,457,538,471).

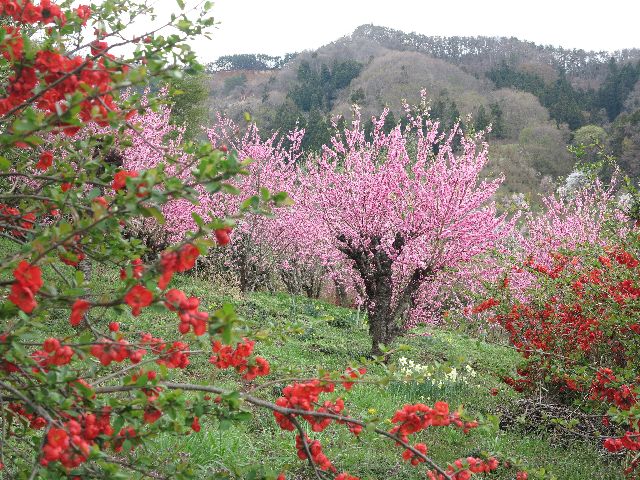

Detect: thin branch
94,381,453,479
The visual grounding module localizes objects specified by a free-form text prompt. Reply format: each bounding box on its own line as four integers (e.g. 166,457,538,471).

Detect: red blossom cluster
112,426,139,453
141,334,190,369
8,402,47,429
164,288,209,335
8,261,42,313
0,0,65,26
112,170,148,197
295,434,335,472
471,297,499,314
484,244,640,474
0,204,36,238
591,368,638,411
340,366,366,390
90,339,145,366
426,456,499,480
0,0,130,133
334,474,360,480
389,402,478,443
402,443,428,466
41,409,113,469
209,339,269,380
58,235,86,267
273,379,336,431
158,244,200,289
32,338,74,368
120,258,144,280
273,370,367,439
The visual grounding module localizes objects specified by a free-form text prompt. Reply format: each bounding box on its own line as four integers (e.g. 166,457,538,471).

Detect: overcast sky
174,0,640,62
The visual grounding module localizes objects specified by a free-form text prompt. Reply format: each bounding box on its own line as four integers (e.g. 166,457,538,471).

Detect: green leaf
0,156,10,171
191,212,204,228
142,207,166,225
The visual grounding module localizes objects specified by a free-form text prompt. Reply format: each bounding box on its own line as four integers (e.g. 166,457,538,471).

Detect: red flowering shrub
478,233,640,475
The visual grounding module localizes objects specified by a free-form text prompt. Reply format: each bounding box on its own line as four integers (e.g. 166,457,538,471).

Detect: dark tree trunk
337,233,438,356
337,234,404,356
334,277,349,307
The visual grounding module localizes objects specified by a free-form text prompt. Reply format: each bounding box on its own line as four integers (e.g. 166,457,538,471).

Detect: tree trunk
334,277,348,307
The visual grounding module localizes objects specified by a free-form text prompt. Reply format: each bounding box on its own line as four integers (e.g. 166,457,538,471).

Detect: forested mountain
197,25,640,197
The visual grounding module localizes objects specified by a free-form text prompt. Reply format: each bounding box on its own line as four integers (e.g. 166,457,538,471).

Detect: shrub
478,234,640,475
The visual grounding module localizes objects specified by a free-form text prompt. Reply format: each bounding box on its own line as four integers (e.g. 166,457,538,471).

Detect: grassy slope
0,233,619,478
123,274,620,480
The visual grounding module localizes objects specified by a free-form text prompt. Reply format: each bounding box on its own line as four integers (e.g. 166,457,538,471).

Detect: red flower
61,182,72,192
8,283,36,313
13,261,43,292
20,212,35,230
120,258,144,280
472,297,499,314
1,26,24,60
124,285,153,316
158,250,179,289
335,474,360,480
75,5,91,24
177,244,199,272
214,227,232,246
112,170,138,191
92,196,108,209
70,299,91,326
143,408,162,424
191,416,201,432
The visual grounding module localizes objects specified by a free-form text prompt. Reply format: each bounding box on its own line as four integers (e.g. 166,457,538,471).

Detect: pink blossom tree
121,104,309,291
202,115,305,291
498,175,628,298
298,103,511,355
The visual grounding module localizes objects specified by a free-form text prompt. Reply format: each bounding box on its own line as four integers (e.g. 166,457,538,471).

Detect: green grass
126,279,621,479
0,235,621,478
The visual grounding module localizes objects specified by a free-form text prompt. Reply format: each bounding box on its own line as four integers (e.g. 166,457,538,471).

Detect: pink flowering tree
202,116,305,291
122,106,307,291
520,179,622,264
298,102,511,355
497,175,629,299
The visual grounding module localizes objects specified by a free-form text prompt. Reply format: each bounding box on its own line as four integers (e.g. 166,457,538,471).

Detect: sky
172,0,640,63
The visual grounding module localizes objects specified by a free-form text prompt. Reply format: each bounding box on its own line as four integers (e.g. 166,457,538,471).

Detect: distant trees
260,59,364,153
488,62,586,129
223,73,247,94
351,24,640,80
487,59,640,130
288,60,363,112
207,53,297,71
595,59,640,121
168,73,211,140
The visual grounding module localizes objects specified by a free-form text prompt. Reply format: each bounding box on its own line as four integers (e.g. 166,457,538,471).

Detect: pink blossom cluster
125,93,512,325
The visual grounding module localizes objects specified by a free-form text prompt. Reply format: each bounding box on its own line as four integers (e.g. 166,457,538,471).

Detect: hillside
202,26,640,197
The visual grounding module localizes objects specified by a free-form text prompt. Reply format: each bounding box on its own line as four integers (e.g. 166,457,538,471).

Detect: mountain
199,25,640,197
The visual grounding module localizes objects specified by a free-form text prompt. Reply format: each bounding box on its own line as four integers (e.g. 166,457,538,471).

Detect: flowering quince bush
476,217,640,476
0,1,537,480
